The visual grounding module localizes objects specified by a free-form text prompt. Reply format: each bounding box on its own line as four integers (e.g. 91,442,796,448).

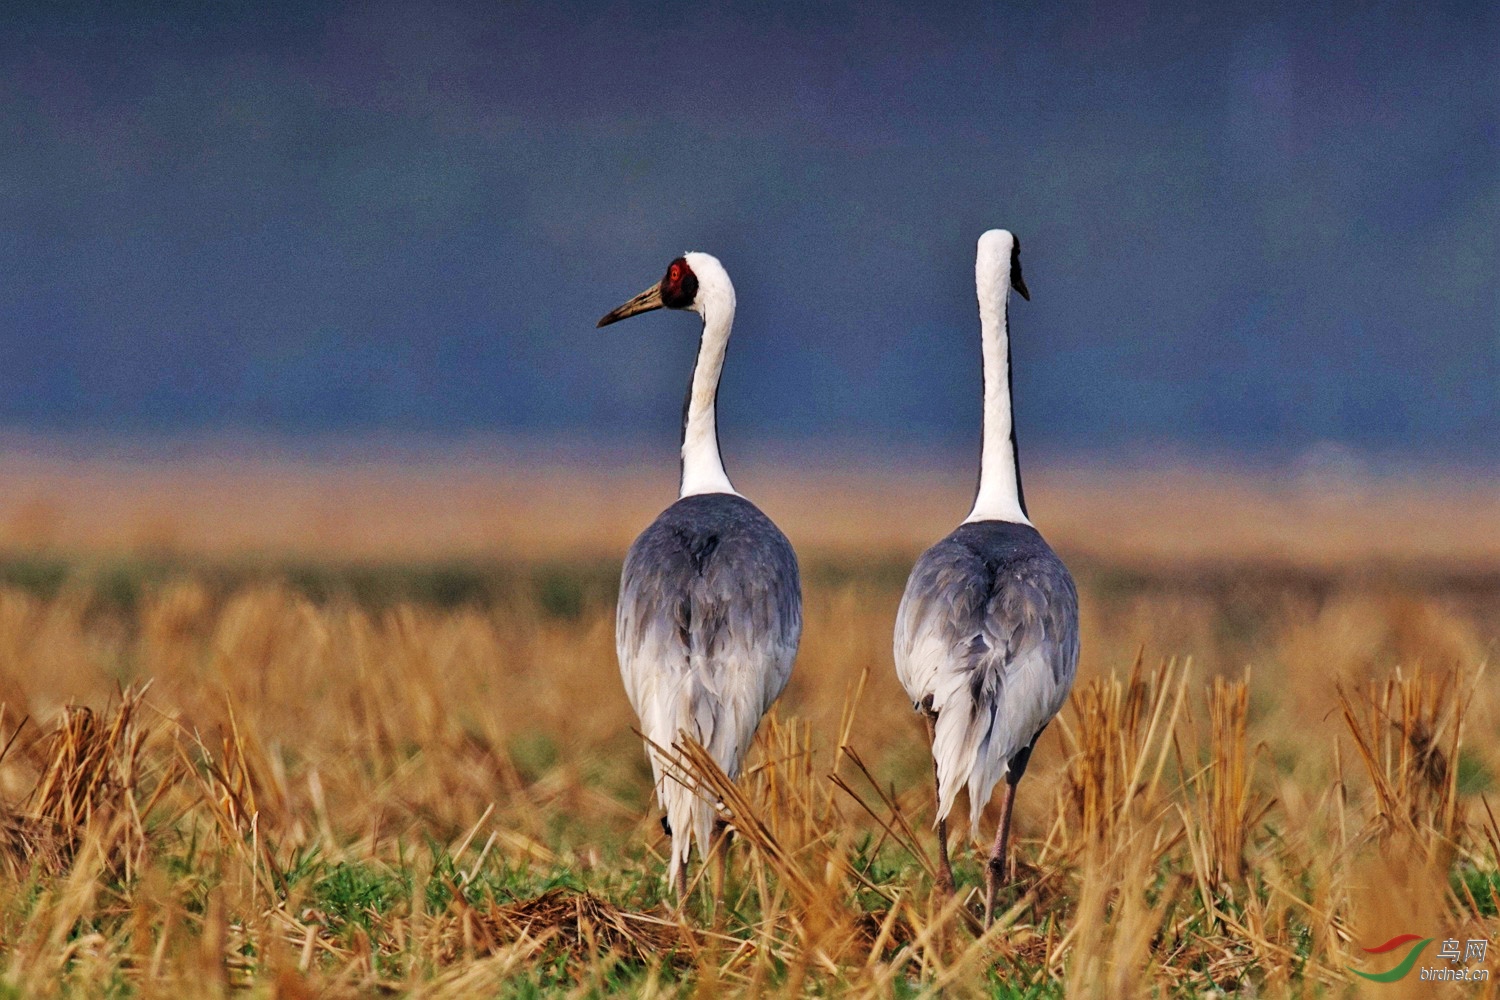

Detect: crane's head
977,229,1030,302
597,252,732,327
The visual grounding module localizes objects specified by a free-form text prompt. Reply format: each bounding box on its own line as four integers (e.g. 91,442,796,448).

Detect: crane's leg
984,731,1043,928
983,780,1017,928
923,711,955,896
710,818,732,912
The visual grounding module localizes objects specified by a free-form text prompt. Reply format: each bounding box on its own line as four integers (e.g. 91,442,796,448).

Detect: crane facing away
893,230,1080,927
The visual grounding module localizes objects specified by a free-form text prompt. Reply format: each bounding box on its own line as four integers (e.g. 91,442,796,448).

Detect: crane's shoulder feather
894,520,1078,701
615,493,802,775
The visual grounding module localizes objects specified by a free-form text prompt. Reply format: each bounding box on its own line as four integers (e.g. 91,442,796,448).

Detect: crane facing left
598,252,803,904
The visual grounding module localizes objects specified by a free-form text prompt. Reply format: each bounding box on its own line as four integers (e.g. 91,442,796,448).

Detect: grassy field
0,453,1497,997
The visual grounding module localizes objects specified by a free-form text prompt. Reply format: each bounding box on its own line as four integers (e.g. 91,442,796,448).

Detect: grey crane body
619,494,802,695
894,520,1078,824
600,251,802,903
617,493,801,832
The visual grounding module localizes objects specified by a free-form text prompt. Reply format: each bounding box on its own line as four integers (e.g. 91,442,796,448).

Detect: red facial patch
659,256,698,309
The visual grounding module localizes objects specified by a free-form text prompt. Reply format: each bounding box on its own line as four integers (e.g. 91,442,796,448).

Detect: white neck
679,257,737,497
965,237,1030,525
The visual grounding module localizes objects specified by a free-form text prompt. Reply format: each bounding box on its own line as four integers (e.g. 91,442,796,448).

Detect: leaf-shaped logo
1349,936,1434,983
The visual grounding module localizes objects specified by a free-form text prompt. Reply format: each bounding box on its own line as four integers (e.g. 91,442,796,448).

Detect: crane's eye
660,256,699,309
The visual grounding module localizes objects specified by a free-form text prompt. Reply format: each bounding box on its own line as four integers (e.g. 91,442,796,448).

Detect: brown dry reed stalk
1338,664,1480,854
1179,671,1272,892
1051,653,1190,858
11,685,171,880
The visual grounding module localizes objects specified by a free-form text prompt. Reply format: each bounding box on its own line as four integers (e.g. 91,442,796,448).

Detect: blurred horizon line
1,428,1496,566
1,428,1497,482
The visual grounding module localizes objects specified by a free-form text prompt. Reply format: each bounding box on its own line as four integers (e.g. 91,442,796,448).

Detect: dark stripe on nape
1006,309,1028,517
973,297,1027,516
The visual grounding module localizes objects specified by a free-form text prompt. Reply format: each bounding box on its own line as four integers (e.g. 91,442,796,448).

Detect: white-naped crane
893,230,1079,927
598,252,802,903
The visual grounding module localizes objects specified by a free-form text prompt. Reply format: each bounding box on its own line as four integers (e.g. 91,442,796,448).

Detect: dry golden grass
0,450,1494,996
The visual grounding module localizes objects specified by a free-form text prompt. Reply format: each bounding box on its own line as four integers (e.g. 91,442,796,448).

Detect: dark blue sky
2,1,1496,458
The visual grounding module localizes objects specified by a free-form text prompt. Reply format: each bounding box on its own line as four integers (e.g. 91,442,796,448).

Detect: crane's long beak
597,282,665,328
1012,269,1030,301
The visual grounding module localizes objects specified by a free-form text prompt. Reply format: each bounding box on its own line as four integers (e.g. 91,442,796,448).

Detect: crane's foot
672,858,689,909
933,830,955,897
982,855,1007,929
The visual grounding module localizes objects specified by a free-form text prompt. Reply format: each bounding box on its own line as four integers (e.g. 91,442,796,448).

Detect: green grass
1453,866,1500,917
0,551,626,617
